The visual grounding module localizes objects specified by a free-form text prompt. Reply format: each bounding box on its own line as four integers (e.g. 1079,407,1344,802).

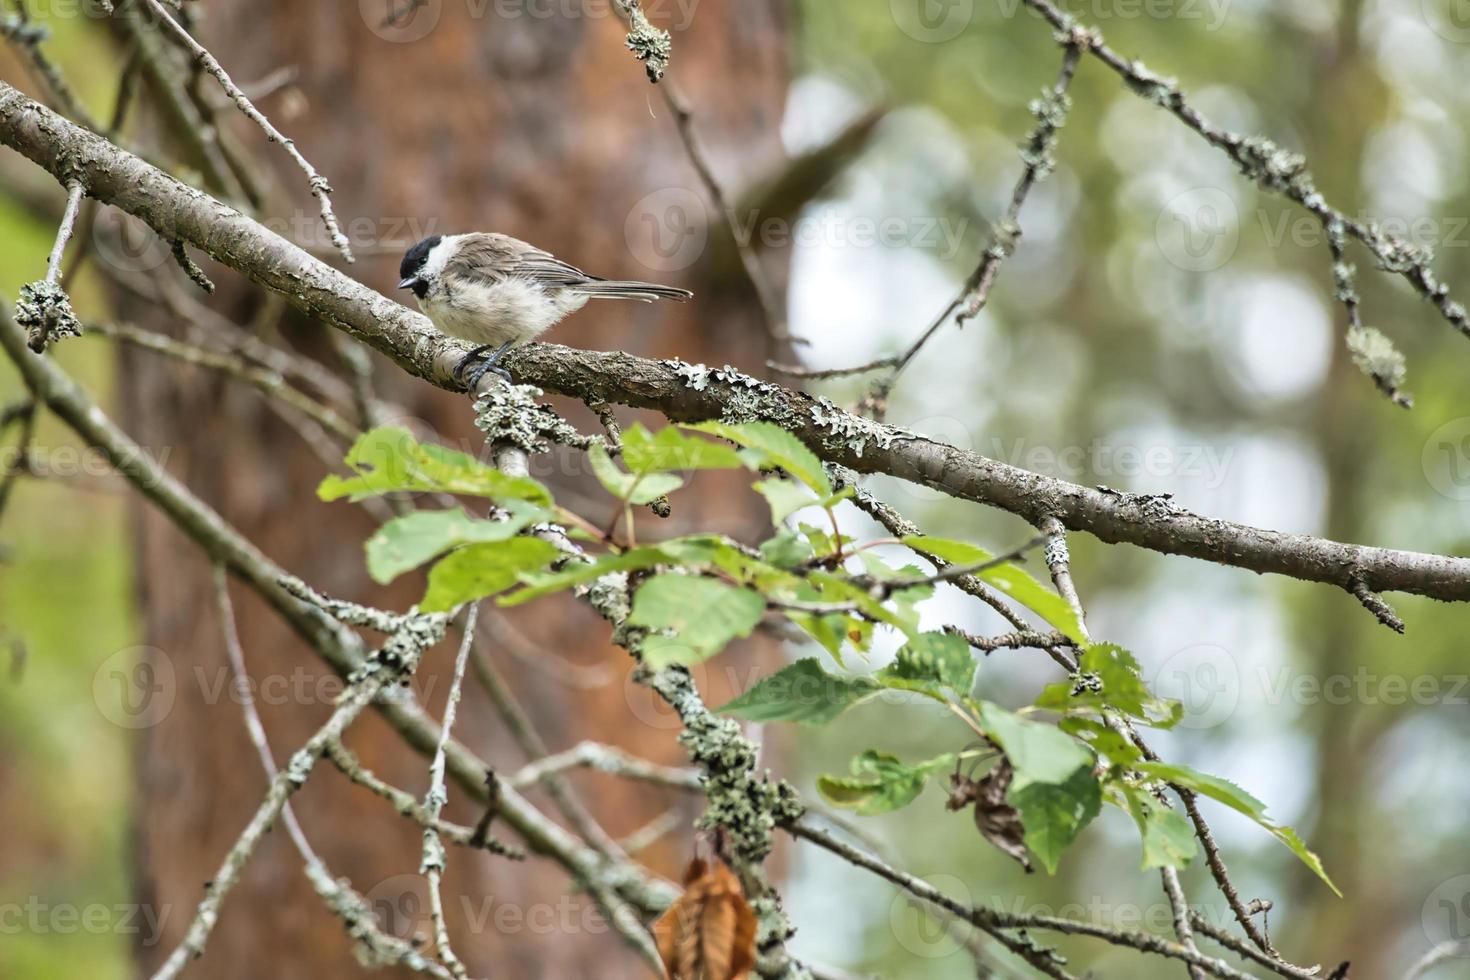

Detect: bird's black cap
399,235,443,280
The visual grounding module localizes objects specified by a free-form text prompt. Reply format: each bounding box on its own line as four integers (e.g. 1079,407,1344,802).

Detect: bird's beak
397,277,419,290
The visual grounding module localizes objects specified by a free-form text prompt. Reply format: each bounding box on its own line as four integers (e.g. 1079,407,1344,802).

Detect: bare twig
17,178,84,351
467,634,629,860
419,605,479,979
1,1,101,131
134,0,353,261
213,568,456,978
86,322,361,443
661,82,795,353
0,400,36,526
1019,0,1470,345
795,42,1082,405
506,740,702,793
148,610,449,980
787,817,1272,980
1404,942,1470,980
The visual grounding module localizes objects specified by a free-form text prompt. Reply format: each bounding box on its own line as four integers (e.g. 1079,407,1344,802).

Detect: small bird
398,232,693,389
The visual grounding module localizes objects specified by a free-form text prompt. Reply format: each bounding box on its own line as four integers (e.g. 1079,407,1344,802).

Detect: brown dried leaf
651,857,758,980
949,761,1033,873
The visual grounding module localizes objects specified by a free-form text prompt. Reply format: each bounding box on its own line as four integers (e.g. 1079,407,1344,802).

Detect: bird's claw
463,360,511,393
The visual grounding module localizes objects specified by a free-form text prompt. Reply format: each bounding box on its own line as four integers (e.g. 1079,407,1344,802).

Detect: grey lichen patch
585,572,633,626
1347,324,1411,407
751,894,809,979
1124,62,1178,107
1232,137,1311,196
809,396,916,457
0,13,48,45
711,364,777,391
666,357,712,391
1043,535,1070,569
643,665,803,867
15,279,81,352
617,0,672,83
1097,485,1183,522
286,747,316,787
418,831,447,874
474,383,589,454
1023,86,1073,183
346,610,448,689
1374,232,1434,275
304,863,441,973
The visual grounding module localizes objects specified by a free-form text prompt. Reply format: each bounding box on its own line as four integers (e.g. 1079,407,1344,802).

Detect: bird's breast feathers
420,277,588,346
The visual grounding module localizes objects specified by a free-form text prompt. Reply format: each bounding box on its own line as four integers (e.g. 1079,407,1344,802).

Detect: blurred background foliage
2,0,1469,977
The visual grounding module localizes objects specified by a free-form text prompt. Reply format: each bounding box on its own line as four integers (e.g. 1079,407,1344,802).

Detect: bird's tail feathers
574,280,693,303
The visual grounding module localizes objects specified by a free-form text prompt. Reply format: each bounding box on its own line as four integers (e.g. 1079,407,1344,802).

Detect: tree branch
3,82,1466,613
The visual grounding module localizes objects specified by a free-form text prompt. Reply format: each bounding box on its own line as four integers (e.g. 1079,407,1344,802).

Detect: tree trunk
123,4,789,977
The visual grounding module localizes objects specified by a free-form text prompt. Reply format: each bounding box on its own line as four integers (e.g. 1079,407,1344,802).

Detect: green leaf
818,750,955,816
1122,784,1198,870
628,575,765,668
621,425,747,473
787,609,869,663
365,504,548,584
758,530,815,570
1010,765,1102,874
685,421,833,496
421,537,561,612
902,536,1086,645
754,478,817,524
880,632,976,695
1059,717,1144,769
499,548,667,606
588,444,683,504
976,702,1092,787
718,658,882,725
319,427,552,506
1137,762,1339,895
1036,643,1183,728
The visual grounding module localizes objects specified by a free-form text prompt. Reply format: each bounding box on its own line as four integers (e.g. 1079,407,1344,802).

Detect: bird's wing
506,248,599,288
447,233,597,289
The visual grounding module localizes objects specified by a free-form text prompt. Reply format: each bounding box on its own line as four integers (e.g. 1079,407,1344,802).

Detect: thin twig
1404,941,1470,980
660,82,795,354
149,611,447,980
212,568,456,978
86,322,361,443
0,400,36,526
1020,0,1470,343
467,633,628,859
326,740,523,859
506,740,702,793
419,605,479,979
135,0,353,261
798,43,1082,407
1,1,102,131
786,817,1270,980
